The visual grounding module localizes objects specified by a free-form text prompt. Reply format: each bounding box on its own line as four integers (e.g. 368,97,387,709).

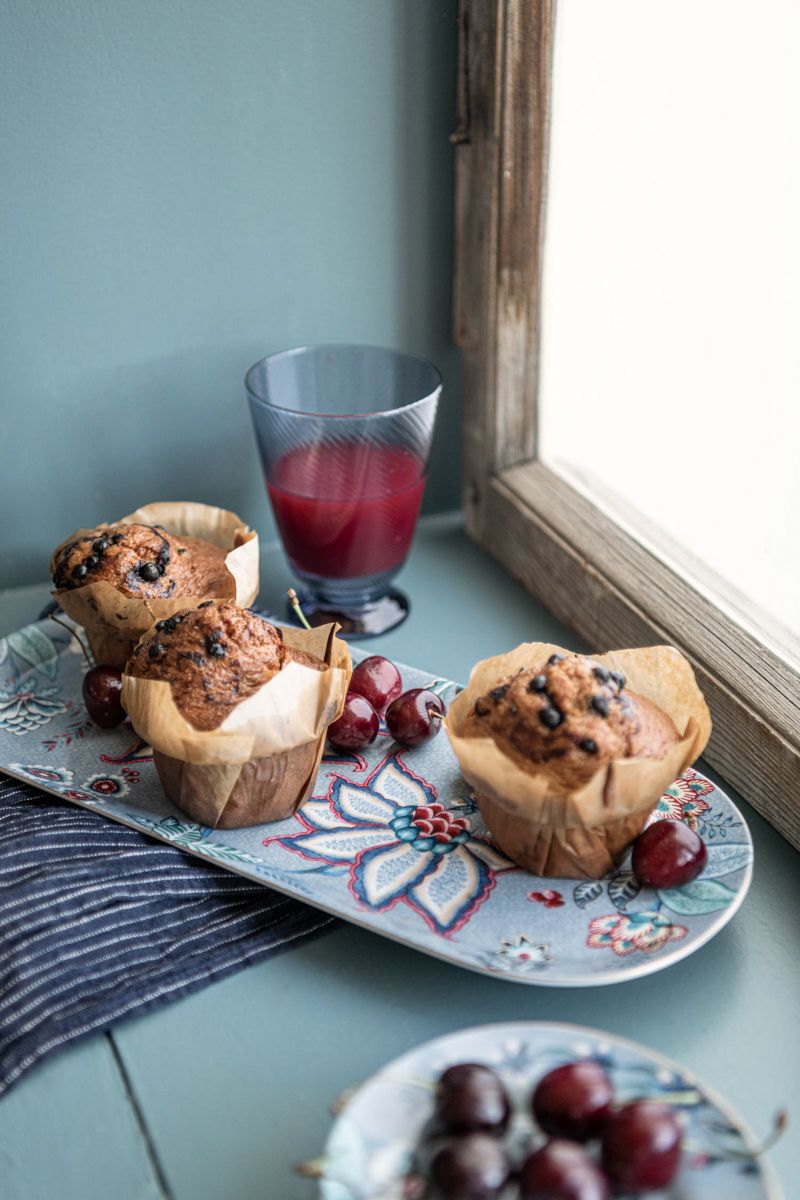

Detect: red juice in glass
267,442,426,580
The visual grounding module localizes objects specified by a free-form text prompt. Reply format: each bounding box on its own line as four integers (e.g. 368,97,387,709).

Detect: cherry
326,696,381,748
519,1140,610,1200
82,665,125,728
435,1063,510,1136
385,688,445,747
601,1100,682,1192
532,1061,613,1142
632,820,707,889
429,1134,510,1200
349,655,402,715
327,692,379,751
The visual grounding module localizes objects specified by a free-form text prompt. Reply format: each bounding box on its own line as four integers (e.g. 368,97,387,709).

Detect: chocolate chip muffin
49,502,260,669
122,614,350,830
127,601,325,731
446,642,711,878
52,523,229,600
462,652,680,791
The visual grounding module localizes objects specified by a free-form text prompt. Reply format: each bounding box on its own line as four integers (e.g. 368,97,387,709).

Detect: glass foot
286,587,410,639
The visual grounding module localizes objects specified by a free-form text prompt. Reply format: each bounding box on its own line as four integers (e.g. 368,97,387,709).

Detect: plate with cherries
318,1021,783,1199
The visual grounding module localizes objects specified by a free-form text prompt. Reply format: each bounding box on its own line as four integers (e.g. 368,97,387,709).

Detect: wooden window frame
453,0,800,849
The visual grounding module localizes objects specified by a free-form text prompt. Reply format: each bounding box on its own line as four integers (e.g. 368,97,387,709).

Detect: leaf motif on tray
701,842,752,879
573,880,604,908
7,626,60,680
607,872,641,910
658,878,738,915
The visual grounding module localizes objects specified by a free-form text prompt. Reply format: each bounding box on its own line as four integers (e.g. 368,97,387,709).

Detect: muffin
461,653,681,792
122,603,351,828
52,524,231,601
445,643,711,879
50,502,259,667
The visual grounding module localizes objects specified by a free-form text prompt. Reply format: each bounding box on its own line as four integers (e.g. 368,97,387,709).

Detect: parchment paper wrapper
121,623,351,829
445,643,712,880
50,502,259,668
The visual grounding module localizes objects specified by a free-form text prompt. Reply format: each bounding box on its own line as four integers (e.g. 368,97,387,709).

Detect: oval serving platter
0,616,753,987
320,1021,782,1200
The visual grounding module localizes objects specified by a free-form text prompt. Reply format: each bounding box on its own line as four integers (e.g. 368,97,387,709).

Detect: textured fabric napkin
0,773,336,1097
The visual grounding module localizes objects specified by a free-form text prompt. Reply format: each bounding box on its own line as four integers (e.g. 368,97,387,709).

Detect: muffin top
462,651,679,789
127,601,326,730
52,523,230,600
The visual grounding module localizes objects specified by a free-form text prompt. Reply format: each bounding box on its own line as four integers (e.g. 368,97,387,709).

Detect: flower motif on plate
8,763,74,786
587,910,688,957
0,684,67,735
268,751,514,936
655,768,715,824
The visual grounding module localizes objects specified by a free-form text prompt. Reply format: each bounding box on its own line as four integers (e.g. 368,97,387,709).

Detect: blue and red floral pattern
267,751,514,936
587,910,688,957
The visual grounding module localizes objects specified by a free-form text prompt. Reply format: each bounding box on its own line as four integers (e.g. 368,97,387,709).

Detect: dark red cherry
326,692,380,751
82,665,125,728
385,688,445,747
429,1134,510,1200
435,1063,510,1135
519,1140,610,1200
632,820,707,889
532,1061,613,1142
349,655,402,715
601,1101,682,1191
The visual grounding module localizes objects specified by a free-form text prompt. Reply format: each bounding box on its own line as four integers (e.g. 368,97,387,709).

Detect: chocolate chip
198,600,214,608
148,642,164,658
206,637,226,658
490,684,509,703
539,705,563,728
92,538,109,554
591,695,609,717
155,619,166,631
593,666,611,684
528,674,547,693
71,563,87,581
138,562,160,582
84,555,99,570
579,738,598,753
547,653,564,666
110,533,124,544
612,671,626,690
178,651,206,667
474,699,490,717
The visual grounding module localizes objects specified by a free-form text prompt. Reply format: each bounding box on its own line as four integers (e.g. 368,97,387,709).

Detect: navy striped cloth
0,774,336,1097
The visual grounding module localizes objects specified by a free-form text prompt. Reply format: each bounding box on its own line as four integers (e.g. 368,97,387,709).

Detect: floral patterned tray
320,1021,782,1199
0,617,753,987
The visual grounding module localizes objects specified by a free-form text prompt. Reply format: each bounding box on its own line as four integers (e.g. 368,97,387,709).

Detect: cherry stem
752,1109,788,1157
287,588,312,631
48,613,92,667
427,707,443,721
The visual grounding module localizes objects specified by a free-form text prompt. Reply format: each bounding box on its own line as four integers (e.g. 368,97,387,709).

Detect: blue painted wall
0,0,459,588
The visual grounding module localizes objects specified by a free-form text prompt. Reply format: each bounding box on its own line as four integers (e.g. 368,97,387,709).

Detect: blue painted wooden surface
0,515,797,1197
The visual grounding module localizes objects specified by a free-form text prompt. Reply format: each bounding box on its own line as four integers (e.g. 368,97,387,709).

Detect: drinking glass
246,344,441,636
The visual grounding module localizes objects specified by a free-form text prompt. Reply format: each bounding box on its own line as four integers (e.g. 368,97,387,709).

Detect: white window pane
540,0,800,635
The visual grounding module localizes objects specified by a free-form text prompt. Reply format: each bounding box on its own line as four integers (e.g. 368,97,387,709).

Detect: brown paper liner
121,623,351,829
50,502,259,669
444,643,712,879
